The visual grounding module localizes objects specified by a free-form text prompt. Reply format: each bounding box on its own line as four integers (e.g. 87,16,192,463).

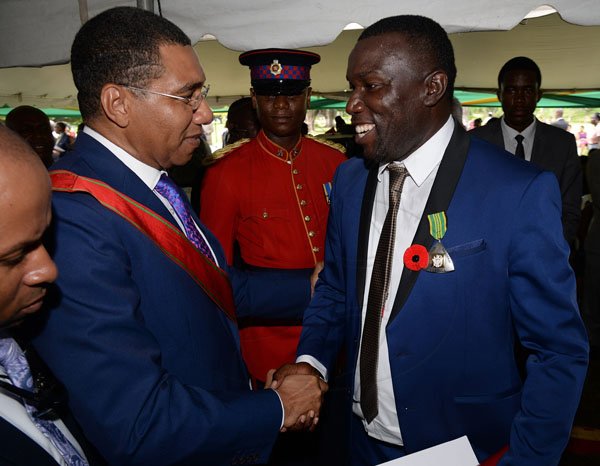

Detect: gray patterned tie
0,337,88,466
360,164,408,423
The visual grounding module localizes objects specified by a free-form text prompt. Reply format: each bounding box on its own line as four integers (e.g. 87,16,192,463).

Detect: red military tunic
200,129,345,381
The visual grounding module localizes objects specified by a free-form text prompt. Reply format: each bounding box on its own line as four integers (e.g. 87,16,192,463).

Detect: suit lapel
0,417,59,465
489,119,505,148
356,164,380,309
530,119,545,165
387,125,471,323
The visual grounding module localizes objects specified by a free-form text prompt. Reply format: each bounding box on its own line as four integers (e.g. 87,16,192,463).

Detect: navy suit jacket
33,133,311,466
0,397,105,466
470,118,582,243
298,126,589,465
0,417,63,466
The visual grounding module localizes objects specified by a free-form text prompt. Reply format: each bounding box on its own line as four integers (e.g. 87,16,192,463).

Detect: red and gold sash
50,170,237,323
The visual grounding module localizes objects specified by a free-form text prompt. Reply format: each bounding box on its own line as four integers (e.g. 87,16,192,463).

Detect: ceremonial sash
50,170,237,323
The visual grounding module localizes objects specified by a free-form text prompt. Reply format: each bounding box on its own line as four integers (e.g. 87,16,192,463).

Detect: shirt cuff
296,355,328,382
270,388,285,429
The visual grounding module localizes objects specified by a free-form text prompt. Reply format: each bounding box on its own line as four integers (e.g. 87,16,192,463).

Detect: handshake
265,362,329,432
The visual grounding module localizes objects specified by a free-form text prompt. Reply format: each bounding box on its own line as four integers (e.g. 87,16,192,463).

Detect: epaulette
203,138,252,166
306,135,346,154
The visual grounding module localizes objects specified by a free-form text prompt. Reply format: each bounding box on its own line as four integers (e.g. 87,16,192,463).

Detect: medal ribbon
427,211,447,240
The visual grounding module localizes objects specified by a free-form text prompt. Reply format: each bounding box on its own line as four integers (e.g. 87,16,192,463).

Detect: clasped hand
265,362,328,432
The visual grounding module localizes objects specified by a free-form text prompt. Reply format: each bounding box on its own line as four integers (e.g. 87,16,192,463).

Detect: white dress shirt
500,117,537,161
83,126,218,265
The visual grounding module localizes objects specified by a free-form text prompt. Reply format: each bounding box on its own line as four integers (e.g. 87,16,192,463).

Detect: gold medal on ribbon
425,211,454,273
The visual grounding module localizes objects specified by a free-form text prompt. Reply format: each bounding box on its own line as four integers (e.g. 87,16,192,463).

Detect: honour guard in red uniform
200,49,346,387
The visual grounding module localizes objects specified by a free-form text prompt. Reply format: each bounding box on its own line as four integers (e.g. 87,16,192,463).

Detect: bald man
5,106,55,168
0,126,101,465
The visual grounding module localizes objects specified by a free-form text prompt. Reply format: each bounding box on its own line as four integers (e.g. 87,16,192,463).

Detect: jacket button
304,215,311,222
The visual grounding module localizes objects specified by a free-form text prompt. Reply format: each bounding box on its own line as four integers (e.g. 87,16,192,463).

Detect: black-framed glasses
122,84,210,111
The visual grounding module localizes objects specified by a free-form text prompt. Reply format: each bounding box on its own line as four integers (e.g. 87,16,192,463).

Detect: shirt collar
378,116,454,185
500,116,537,140
83,126,165,189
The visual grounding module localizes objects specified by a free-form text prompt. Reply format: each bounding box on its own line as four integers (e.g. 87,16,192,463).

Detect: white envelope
377,436,479,466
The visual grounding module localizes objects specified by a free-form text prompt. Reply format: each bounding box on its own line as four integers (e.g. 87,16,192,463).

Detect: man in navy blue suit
275,15,588,466
31,7,325,466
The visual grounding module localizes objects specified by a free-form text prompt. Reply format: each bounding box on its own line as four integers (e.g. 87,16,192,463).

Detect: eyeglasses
122,84,210,111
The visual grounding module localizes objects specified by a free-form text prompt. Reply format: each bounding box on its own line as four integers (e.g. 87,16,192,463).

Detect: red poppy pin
403,244,429,271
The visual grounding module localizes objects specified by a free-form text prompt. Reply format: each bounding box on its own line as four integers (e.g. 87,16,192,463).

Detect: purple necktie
155,173,215,262
0,336,88,466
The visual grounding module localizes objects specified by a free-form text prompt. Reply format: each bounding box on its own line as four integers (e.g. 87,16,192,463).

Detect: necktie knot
387,164,408,204
0,337,33,390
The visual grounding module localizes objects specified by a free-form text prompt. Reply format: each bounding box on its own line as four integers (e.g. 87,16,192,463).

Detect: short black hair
71,6,191,120
497,56,542,89
359,15,456,101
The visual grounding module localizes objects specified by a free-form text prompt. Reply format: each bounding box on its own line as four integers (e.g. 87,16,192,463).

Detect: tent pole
77,0,88,24
137,0,155,13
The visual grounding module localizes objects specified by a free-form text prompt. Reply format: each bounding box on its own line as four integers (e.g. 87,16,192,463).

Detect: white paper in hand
377,436,479,466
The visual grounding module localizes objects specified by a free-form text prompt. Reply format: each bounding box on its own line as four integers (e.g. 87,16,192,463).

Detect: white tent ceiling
0,2,599,109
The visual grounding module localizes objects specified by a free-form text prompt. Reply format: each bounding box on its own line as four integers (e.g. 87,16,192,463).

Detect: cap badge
270,60,282,76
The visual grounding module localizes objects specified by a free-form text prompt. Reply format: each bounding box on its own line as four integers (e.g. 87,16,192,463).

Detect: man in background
5,106,54,168
471,57,581,244
551,109,569,130
200,48,346,464
222,96,260,147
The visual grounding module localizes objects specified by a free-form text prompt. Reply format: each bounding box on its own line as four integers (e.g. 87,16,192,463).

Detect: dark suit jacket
0,417,63,466
0,405,105,465
298,125,588,465
33,132,311,466
470,118,581,243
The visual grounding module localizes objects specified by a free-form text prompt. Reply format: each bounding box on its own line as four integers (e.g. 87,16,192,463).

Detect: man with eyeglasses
31,7,326,466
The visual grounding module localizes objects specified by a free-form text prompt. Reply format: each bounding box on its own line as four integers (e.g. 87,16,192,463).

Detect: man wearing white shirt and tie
471,56,581,245
273,16,588,466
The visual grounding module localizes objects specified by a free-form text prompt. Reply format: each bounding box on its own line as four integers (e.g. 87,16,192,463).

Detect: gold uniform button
300,200,307,206
308,231,315,237
262,212,268,219
304,215,311,222
292,169,299,175
312,247,320,252
296,184,303,190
